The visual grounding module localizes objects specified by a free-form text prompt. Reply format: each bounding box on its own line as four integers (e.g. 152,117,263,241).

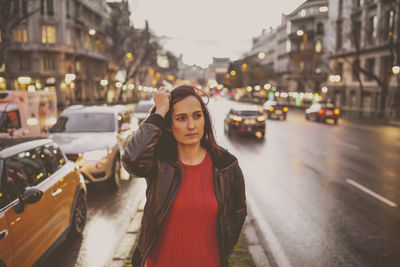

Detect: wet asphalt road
209,98,400,267
38,97,400,267
38,178,143,267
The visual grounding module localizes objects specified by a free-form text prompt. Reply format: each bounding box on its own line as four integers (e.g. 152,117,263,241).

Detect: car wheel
267,114,271,119
69,192,87,238
334,119,338,125
305,114,309,120
109,156,121,190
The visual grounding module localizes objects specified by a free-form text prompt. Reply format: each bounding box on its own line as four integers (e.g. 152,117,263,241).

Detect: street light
258,52,266,60
89,29,96,36
296,29,304,36
392,65,400,75
100,79,108,86
329,75,341,83
321,86,328,93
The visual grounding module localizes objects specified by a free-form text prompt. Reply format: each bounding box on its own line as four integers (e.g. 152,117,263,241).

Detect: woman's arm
228,162,247,254
122,87,171,178
122,113,164,177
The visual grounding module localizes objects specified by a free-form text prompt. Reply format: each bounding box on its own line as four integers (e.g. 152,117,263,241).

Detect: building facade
1,0,110,107
326,0,400,119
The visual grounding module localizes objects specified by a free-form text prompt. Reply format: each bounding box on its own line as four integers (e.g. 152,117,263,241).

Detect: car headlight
82,149,108,161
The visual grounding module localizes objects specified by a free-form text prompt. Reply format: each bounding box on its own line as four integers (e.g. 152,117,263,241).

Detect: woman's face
170,95,205,147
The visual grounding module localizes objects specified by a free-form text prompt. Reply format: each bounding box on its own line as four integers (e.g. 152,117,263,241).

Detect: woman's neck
177,144,206,165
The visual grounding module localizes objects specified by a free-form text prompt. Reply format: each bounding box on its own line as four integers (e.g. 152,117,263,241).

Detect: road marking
247,193,293,267
346,179,398,207
335,140,360,151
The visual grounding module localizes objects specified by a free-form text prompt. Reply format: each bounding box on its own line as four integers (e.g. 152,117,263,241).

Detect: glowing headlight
257,115,266,122
232,115,243,122
82,149,108,161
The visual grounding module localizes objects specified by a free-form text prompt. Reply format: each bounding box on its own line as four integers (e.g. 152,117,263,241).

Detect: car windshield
50,113,115,133
135,103,153,113
235,111,261,116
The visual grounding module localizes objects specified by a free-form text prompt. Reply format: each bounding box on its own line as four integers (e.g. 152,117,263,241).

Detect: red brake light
318,109,325,115
269,107,274,112
334,108,340,115
283,107,288,112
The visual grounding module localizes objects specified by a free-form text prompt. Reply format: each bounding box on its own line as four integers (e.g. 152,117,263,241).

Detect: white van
0,90,57,136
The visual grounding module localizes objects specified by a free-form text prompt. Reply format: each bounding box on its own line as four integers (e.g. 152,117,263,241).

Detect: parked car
263,100,288,120
48,106,132,189
0,137,87,267
131,100,154,127
224,106,266,138
305,103,340,124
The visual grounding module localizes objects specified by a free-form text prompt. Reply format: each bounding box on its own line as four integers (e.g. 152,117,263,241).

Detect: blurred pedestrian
122,85,247,267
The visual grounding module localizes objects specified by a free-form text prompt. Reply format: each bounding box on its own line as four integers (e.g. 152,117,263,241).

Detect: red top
146,151,220,267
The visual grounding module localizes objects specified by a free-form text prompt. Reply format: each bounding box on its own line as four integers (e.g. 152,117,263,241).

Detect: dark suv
224,107,266,138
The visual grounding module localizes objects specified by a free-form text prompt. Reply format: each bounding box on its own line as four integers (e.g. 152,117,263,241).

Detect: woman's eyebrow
175,110,202,117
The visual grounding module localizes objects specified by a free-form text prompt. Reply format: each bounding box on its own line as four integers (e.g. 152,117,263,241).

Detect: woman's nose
187,118,195,129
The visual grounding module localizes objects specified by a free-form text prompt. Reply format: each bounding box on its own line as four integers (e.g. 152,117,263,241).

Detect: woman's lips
185,133,198,136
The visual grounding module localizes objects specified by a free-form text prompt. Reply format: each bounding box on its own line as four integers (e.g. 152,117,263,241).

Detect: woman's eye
194,113,202,119
176,117,185,121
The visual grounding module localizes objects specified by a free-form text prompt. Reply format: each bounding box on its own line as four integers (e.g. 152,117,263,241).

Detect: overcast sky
130,0,305,68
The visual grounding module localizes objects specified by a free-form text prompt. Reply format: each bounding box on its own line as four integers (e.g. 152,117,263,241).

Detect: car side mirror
14,187,43,214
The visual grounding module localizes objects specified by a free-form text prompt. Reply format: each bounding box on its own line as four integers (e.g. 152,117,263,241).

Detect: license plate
247,127,252,131
326,111,333,115
275,110,282,115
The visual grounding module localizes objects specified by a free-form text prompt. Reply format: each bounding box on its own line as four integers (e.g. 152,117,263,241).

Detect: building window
355,0,364,7
365,58,375,81
13,25,28,43
19,54,31,70
336,21,342,50
66,28,72,45
47,0,54,16
42,25,56,44
75,29,81,47
22,0,28,16
337,62,343,79
385,10,394,39
315,40,323,53
317,23,324,35
66,0,70,18
368,16,377,44
286,39,291,53
352,20,361,48
43,54,56,71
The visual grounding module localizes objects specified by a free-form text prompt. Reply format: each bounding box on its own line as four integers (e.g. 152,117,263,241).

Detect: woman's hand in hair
154,86,171,118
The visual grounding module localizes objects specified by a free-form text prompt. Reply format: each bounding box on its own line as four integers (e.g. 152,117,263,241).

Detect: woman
122,85,247,267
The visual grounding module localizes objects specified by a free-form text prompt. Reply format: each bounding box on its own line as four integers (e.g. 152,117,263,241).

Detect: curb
109,180,146,267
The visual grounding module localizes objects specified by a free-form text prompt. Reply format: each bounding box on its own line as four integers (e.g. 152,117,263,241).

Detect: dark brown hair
153,85,222,160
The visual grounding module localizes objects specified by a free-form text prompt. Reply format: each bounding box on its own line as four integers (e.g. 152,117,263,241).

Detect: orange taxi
0,137,87,267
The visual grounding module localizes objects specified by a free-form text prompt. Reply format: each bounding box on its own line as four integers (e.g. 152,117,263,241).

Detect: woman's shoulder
210,145,238,170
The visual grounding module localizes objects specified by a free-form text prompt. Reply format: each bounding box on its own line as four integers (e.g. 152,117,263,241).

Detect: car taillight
334,108,340,115
318,109,325,115
269,107,274,112
283,107,288,112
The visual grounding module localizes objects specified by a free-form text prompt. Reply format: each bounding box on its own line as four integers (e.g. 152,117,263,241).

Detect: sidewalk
109,190,272,267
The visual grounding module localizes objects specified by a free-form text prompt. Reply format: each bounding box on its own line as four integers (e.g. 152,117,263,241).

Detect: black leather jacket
122,113,247,267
